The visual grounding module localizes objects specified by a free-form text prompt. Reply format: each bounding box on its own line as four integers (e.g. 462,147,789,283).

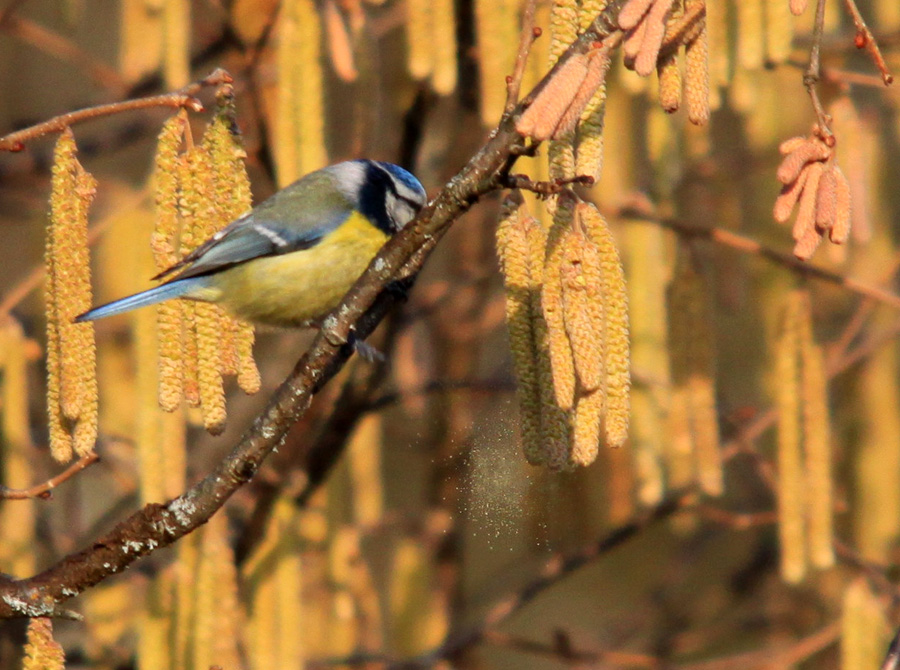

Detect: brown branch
0,68,232,152
803,0,834,141
0,14,127,95
0,452,100,500
833,540,898,598
0,0,28,25
659,0,706,59
504,0,540,115
822,66,891,88
761,621,841,668
675,622,839,670
483,622,838,670
401,489,696,668
483,631,659,668
503,173,595,195
882,626,900,670
696,505,778,530
615,208,900,311
0,1,629,619
842,0,894,85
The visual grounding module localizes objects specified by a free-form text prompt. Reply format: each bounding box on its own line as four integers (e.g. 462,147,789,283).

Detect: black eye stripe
387,190,423,211
358,162,397,234
357,161,424,234
369,161,424,205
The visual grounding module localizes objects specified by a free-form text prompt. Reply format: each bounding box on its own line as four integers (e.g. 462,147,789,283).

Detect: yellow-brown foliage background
2,0,900,668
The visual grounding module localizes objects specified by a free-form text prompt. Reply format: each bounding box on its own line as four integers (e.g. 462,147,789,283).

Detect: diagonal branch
0,452,99,500
411,489,695,668
614,207,900,311
0,13,128,95
0,69,231,152
0,0,627,619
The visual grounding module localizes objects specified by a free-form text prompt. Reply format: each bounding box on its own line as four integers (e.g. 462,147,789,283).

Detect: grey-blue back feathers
153,160,425,282
75,160,426,323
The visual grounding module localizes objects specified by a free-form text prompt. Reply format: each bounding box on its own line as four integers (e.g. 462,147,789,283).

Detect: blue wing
155,169,353,282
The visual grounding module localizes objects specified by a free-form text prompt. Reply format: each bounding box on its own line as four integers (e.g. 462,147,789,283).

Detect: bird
76,160,427,328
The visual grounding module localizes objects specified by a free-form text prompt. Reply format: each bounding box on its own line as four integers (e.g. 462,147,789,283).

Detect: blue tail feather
75,278,202,322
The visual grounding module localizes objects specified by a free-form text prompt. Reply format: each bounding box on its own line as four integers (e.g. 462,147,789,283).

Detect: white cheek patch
386,194,416,229
398,202,416,226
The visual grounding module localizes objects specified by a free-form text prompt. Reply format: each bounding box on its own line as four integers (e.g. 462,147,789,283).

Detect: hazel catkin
772,131,853,260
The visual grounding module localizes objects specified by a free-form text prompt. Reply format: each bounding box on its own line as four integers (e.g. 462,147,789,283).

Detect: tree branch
0,13,127,95
406,489,696,668
0,452,100,500
0,0,627,618
803,0,835,140
504,0,540,114
614,207,900,311
841,0,894,85
0,69,231,152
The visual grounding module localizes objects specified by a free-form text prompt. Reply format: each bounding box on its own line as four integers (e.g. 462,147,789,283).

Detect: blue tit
77,160,427,328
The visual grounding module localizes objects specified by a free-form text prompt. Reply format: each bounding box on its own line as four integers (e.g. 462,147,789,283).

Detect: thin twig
402,490,696,668
842,0,894,85
763,621,841,668
659,0,706,59
822,66,892,88
0,69,232,152
826,251,900,365
0,1,629,619
881,626,900,670
482,622,838,670
0,452,100,500
696,505,778,530
0,14,127,94
615,208,900,311
827,315,900,376
503,173,595,195
833,540,898,598
483,631,659,668
504,0,540,114
679,622,839,670
804,0,834,142
0,0,28,26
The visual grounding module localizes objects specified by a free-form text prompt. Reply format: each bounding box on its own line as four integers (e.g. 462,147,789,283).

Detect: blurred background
2,0,900,668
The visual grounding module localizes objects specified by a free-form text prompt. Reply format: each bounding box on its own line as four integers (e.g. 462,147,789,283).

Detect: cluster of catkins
620,0,709,125
152,109,260,435
516,45,612,142
497,194,630,470
45,129,99,463
620,0,674,76
775,290,834,584
773,129,852,260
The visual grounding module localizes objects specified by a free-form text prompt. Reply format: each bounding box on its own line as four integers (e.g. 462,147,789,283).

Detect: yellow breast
211,212,389,327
